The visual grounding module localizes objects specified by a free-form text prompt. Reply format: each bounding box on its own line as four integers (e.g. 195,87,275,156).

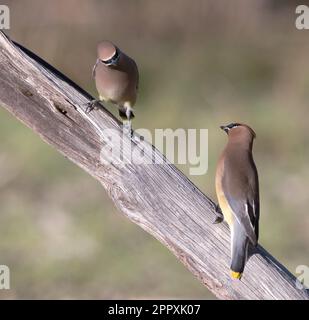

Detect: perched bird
215,123,259,279
86,41,139,133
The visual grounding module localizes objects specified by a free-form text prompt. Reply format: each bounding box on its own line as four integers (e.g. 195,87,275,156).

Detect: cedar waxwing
86,41,139,133
215,123,260,280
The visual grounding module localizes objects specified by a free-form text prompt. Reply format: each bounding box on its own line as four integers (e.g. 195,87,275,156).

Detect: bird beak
220,125,229,134
99,59,115,67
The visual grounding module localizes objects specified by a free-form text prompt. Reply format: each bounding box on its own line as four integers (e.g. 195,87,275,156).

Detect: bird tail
230,222,249,280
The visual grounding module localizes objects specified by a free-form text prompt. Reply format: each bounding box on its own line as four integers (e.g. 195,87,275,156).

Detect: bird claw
213,216,224,224
85,100,101,113
213,204,224,224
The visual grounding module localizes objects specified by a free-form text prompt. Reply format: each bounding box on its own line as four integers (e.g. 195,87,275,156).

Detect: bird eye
226,123,237,130
230,123,240,129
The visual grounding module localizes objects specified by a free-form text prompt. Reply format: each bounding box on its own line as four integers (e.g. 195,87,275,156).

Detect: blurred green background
0,0,308,299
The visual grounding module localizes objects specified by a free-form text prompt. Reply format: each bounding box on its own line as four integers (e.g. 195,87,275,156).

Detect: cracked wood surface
0,31,308,300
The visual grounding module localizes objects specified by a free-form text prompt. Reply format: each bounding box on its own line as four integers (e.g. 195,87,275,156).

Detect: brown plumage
87,41,139,133
215,123,259,279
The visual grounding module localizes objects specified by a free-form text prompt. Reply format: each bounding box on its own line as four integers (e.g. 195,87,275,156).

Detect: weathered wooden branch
0,31,307,300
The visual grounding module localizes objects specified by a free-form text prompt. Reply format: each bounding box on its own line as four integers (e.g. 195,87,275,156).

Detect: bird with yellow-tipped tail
215,123,260,279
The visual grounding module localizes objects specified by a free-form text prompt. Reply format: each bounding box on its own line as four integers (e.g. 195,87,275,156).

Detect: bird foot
85,100,102,113
213,204,224,224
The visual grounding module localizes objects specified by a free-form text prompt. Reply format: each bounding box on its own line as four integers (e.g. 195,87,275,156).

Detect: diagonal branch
0,31,307,300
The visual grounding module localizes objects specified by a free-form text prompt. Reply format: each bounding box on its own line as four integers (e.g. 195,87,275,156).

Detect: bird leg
85,99,102,113
213,204,224,224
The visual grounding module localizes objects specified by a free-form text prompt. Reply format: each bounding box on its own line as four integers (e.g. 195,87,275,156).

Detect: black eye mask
101,48,120,65
227,123,240,129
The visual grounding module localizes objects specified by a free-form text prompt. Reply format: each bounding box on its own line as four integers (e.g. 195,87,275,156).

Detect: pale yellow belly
216,175,235,227
95,66,137,107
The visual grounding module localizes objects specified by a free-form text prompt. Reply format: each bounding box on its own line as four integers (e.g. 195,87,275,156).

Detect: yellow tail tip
231,271,242,279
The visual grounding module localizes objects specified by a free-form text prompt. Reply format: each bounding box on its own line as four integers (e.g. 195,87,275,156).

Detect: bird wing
134,60,139,91
92,59,99,78
223,157,260,245
227,196,259,245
